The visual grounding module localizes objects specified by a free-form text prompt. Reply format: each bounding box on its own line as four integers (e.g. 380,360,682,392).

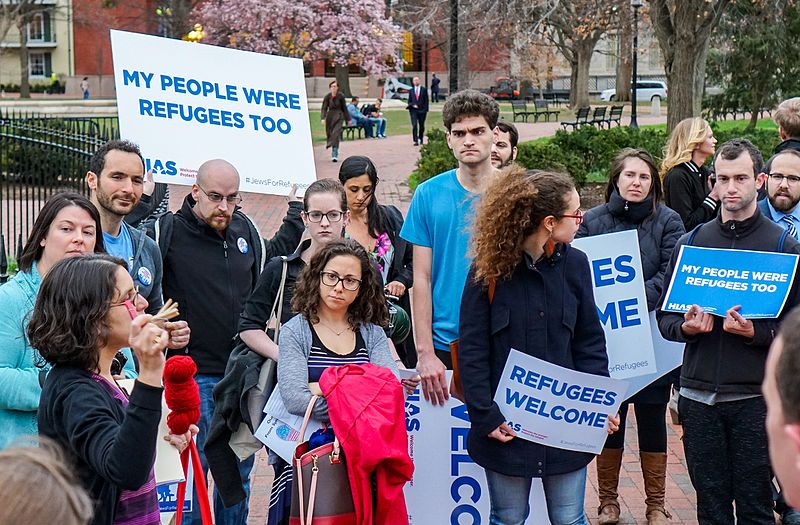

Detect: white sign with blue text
404,372,550,525
110,30,316,196
494,350,627,454
572,230,656,378
662,245,799,318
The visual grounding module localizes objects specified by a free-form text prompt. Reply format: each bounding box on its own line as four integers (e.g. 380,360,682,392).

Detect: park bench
560,106,590,131
589,106,608,128
342,123,364,140
511,100,536,122
603,105,624,128
533,100,559,122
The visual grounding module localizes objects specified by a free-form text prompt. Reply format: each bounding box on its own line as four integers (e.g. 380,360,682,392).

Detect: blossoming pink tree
195,0,402,93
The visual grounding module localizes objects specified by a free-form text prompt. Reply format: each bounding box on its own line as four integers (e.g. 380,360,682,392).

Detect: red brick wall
73,0,158,76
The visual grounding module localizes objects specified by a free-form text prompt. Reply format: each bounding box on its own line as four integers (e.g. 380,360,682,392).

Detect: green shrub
409,129,457,190
409,122,782,191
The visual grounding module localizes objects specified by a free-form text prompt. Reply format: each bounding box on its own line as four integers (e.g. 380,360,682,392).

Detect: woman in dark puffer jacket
576,148,685,525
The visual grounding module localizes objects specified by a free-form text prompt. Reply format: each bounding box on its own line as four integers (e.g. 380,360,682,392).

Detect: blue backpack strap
778,227,790,252
686,224,704,246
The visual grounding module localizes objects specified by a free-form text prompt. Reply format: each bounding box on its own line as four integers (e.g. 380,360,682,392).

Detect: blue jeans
182,374,254,525
368,117,386,136
485,467,589,525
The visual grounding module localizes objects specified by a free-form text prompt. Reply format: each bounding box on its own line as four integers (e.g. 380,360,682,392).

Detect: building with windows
0,0,72,88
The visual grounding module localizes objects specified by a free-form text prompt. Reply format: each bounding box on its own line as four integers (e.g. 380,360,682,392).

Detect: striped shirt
307,325,369,382
92,374,161,525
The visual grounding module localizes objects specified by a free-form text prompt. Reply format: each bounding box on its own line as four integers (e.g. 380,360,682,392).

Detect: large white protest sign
404,373,550,525
572,230,656,378
494,350,627,454
111,30,316,196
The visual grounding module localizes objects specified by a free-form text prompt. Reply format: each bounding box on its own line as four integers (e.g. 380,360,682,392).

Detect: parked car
487,77,520,100
383,76,414,100
600,81,668,102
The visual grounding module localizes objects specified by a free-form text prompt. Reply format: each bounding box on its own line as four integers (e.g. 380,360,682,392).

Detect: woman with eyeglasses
338,155,416,366
576,149,685,525
458,167,619,525
277,238,398,421
30,254,195,525
662,117,719,230
0,193,137,451
239,178,348,525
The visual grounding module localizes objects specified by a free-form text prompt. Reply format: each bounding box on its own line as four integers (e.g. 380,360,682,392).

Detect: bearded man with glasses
759,149,800,241
146,158,304,525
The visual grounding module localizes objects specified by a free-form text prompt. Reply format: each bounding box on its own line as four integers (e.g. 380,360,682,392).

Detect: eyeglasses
197,184,243,205
559,209,583,225
111,286,140,318
768,173,800,186
320,271,361,291
305,210,344,223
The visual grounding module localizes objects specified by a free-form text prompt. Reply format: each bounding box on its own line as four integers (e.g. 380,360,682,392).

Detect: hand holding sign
416,352,448,406
681,305,714,336
607,413,621,434
723,305,755,338
489,422,517,443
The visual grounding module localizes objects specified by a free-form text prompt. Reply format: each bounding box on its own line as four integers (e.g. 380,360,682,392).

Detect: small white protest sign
494,350,627,454
111,30,316,196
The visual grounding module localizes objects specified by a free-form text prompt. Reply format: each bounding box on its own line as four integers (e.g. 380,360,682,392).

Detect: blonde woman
661,117,718,229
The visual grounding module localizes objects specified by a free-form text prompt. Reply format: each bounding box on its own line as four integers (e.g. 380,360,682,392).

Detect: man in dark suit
407,76,429,146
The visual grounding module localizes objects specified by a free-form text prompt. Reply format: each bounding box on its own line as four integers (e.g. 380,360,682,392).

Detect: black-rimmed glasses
320,271,361,291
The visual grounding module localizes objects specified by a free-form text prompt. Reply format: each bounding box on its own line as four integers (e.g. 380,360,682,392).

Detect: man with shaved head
149,159,303,524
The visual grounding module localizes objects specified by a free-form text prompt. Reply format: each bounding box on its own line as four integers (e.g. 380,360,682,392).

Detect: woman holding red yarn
30,254,195,525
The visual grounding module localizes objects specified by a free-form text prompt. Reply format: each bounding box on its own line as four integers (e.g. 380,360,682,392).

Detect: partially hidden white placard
255,388,324,463
111,30,316,195
493,350,627,454
572,230,657,379
404,372,551,525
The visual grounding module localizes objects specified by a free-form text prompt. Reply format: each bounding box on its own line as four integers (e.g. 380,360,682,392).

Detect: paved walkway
167,113,706,525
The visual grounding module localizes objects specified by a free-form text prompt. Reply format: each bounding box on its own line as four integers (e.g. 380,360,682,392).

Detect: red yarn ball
164,356,201,435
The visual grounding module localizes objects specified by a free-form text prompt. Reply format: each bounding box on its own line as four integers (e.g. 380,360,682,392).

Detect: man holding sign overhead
657,139,800,525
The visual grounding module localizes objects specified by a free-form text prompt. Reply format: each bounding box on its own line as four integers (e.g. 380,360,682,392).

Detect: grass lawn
306,102,564,144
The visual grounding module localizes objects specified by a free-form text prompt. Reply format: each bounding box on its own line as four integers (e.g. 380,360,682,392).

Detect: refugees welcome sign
111,30,316,196
572,230,656,378
494,350,627,454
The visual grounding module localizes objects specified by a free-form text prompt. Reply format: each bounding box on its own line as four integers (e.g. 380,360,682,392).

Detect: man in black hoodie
151,159,304,525
658,139,800,525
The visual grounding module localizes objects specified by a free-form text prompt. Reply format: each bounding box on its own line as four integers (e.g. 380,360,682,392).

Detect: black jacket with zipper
157,194,303,375
657,210,800,394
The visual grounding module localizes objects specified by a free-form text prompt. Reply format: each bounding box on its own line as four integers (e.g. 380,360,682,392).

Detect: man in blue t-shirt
400,89,499,405
86,140,189,349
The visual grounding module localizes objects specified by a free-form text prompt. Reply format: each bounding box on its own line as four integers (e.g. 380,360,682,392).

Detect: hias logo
145,158,177,176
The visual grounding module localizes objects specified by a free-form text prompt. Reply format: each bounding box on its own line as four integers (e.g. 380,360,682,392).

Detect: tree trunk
665,37,709,131
568,59,578,107
334,64,351,99
18,17,29,99
615,3,633,102
457,1,469,91
572,41,594,109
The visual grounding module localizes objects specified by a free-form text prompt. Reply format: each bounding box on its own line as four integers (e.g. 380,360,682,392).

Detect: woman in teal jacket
0,192,137,449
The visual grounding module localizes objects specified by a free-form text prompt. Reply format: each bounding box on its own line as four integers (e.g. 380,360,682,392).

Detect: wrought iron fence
0,111,119,282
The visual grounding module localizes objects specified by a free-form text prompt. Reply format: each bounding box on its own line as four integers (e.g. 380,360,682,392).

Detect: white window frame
29,52,46,77
27,13,44,42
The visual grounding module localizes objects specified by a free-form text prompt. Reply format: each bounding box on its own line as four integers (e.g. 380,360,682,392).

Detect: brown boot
596,447,623,524
641,451,671,524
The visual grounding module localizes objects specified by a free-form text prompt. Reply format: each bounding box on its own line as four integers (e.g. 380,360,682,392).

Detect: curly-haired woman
458,166,619,525
662,117,718,229
577,149,685,525
277,239,400,420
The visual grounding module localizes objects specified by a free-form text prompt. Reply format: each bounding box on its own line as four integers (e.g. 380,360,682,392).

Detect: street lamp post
420,21,431,88
630,0,643,129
